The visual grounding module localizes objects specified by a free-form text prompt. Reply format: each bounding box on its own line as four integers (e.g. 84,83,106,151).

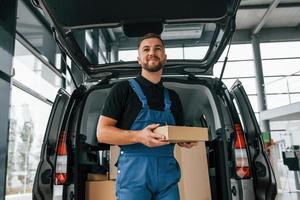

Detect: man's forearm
97,125,140,145
97,116,168,147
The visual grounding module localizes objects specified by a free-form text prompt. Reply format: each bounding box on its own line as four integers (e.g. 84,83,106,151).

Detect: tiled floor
277,192,300,200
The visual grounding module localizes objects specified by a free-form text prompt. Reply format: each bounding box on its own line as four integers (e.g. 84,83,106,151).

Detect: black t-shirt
101,75,184,130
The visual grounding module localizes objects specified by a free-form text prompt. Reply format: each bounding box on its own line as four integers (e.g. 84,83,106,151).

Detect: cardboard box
87,173,108,181
85,180,116,200
175,142,212,200
154,125,208,142
88,144,211,200
109,145,120,180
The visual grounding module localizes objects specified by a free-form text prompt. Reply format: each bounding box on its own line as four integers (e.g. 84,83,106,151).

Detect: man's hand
137,124,169,147
177,142,198,148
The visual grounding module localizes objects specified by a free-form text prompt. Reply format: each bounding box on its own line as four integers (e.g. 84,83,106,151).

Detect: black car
32,0,277,199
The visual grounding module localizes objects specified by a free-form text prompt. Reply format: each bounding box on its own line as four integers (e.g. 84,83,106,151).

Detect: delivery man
97,33,197,200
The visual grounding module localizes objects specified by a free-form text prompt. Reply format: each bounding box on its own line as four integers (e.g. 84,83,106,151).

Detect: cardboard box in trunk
175,142,212,200
109,145,120,180
85,180,116,200
87,173,108,181
102,127,211,200
154,125,208,142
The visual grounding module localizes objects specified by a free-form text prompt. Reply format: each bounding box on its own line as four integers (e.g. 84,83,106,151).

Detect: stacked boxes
86,126,211,200
175,143,211,200
85,180,116,200
109,145,120,180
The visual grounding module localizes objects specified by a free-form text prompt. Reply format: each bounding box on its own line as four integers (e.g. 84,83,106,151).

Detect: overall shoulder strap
128,79,148,108
164,88,172,111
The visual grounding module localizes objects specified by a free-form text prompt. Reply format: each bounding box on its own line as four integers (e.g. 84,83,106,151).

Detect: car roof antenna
219,35,233,81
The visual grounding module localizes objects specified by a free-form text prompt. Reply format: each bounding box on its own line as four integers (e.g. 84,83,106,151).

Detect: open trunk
33,75,277,199
74,77,237,200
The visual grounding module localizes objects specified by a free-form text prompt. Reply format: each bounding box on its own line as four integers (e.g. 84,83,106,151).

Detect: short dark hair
137,33,165,48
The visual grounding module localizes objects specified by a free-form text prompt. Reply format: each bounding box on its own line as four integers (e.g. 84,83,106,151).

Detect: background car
32,0,277,199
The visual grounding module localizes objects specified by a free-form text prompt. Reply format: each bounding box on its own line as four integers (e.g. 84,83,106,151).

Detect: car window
72,23,217,65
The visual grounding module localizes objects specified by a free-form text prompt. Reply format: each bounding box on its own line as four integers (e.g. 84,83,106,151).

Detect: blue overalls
116,79,181,200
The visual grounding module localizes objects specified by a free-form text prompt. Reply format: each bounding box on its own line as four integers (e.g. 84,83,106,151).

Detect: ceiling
112,0,300,49
238,0,300,29
234,0,300,42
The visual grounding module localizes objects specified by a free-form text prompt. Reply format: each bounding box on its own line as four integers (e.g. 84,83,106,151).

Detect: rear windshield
72,22,217,65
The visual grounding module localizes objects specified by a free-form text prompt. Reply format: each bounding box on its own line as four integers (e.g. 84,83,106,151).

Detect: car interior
77,77,234,199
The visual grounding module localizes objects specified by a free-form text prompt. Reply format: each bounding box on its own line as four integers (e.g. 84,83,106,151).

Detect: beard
142,63,163,72
141,56,165,72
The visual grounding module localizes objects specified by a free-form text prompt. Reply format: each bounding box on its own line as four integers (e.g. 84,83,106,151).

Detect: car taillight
234,123,251,179
55,130,68,185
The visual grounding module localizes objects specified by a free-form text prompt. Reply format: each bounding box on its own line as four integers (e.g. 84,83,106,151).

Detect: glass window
183,46,209,59
74,22,216,65
119,50,138,61
16,0,62,69
260,41,300,59
6,86,51,198
13,40,61,102
222,78,257,95
222,79,258,111
214,60,255,78
286,76,300,93
165,47,184,59
261,42,300,109
265,77,289,94
219,44,254,61
119,47,185,61
291,94,300,103
262,58,300,76
266,94,291,109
